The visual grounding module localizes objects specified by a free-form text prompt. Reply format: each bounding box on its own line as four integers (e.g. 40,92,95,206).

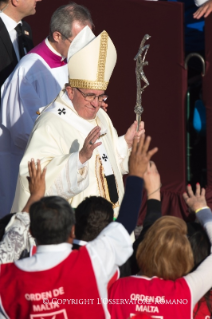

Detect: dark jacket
0,18,33,90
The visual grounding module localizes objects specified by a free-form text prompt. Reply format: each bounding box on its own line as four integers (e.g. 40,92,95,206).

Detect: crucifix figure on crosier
134,34,151,131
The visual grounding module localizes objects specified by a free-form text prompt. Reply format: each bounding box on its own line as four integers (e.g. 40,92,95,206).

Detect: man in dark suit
0,0,41,89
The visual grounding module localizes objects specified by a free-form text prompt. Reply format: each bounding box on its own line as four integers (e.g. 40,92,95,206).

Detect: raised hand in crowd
129,160,161,275
116,135,158,235
193,0,212,19
22,159,46,213
143,161,161,200
124,121,145,148
183,183,207,212
0,159,45,263
129,134,158,178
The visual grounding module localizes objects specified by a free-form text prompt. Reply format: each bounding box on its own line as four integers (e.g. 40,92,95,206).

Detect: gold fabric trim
69,79,108,90
95,155,119,210
97,31,108,82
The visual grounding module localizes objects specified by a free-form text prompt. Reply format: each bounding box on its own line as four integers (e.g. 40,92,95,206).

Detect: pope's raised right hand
79,126,102,164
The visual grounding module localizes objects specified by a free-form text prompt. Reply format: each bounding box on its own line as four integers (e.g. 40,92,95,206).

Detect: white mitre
67,25,96,61
68,29,117,90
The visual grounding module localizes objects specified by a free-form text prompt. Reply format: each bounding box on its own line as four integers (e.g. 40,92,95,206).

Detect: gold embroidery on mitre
69,31,109,90
69,79,108,90
95,155,119,210
97,31,108,82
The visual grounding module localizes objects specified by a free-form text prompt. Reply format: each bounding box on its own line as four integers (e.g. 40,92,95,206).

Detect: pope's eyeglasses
76,88,108,103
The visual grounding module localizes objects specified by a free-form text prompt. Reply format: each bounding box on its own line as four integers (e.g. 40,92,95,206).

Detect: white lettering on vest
53,287,64,297
25,291,52,301
135,305,159,313
25,287,64,301
131,293,164,304
33,302,59,312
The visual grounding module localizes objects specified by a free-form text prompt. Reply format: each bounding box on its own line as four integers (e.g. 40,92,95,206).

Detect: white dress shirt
0,12,22,61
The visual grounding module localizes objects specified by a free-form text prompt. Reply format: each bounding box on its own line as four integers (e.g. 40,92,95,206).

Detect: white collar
0,12,21,33
45,37,66,61
36,242,72,254
73,239,87,246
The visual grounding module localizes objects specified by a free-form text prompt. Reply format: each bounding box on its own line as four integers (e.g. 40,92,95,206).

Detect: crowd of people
1,0,212,318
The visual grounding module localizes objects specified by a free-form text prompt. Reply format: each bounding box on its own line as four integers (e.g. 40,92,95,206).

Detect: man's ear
52,31,62,43
67,225,75,244
11,0,18,7
66,85,74,101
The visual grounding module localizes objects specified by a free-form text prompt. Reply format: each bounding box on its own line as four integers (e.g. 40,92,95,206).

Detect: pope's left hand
124,121,145,148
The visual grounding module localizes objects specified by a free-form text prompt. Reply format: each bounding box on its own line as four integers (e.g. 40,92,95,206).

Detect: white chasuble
11,91,130,217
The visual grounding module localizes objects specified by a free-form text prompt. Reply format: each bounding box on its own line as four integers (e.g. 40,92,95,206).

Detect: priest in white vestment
12,28,144,217
0,3,93,217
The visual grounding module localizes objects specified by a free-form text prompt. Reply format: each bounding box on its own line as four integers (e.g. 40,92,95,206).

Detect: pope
12,27,144,217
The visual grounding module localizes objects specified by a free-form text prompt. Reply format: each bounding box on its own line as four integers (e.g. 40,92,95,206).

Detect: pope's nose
90,96,99,108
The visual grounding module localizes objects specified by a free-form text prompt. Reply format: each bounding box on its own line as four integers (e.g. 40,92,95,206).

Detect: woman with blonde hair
109,184,212,319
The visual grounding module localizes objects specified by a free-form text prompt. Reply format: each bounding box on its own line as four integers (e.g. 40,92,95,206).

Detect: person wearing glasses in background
11,27,145,219
0,2,105,217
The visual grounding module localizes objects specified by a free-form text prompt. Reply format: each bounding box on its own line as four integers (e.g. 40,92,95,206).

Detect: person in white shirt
109,185,212,319
0,135,158,319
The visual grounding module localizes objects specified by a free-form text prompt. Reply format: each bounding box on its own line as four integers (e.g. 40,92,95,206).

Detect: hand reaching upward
22,159,46,213
129,135,158,179
183,184,207,212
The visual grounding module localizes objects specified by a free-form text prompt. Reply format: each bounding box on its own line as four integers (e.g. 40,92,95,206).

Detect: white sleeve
0,308,7,319
86,222,132,295
0,212,35,264
184,208,212,308
113,128,130,174
1,68,42,150
116,135,131,173
194,0,208,6
46,152,89,198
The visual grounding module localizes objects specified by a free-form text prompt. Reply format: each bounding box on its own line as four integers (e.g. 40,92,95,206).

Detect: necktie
15,23,26,59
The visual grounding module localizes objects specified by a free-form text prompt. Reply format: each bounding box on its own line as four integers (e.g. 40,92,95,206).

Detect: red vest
193,293,212,319
0,247,107,319
108,276,192,319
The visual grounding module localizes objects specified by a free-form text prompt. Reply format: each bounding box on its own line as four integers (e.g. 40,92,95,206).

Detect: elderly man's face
66,86,105,120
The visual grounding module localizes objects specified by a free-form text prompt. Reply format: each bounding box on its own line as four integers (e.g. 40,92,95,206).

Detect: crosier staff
134,34,151,131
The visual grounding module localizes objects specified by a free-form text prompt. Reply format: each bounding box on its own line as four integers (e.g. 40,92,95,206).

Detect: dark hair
30,196,75,245
75,196,113,241
49,2,94,41
189,229,210,270
188,227,212,317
